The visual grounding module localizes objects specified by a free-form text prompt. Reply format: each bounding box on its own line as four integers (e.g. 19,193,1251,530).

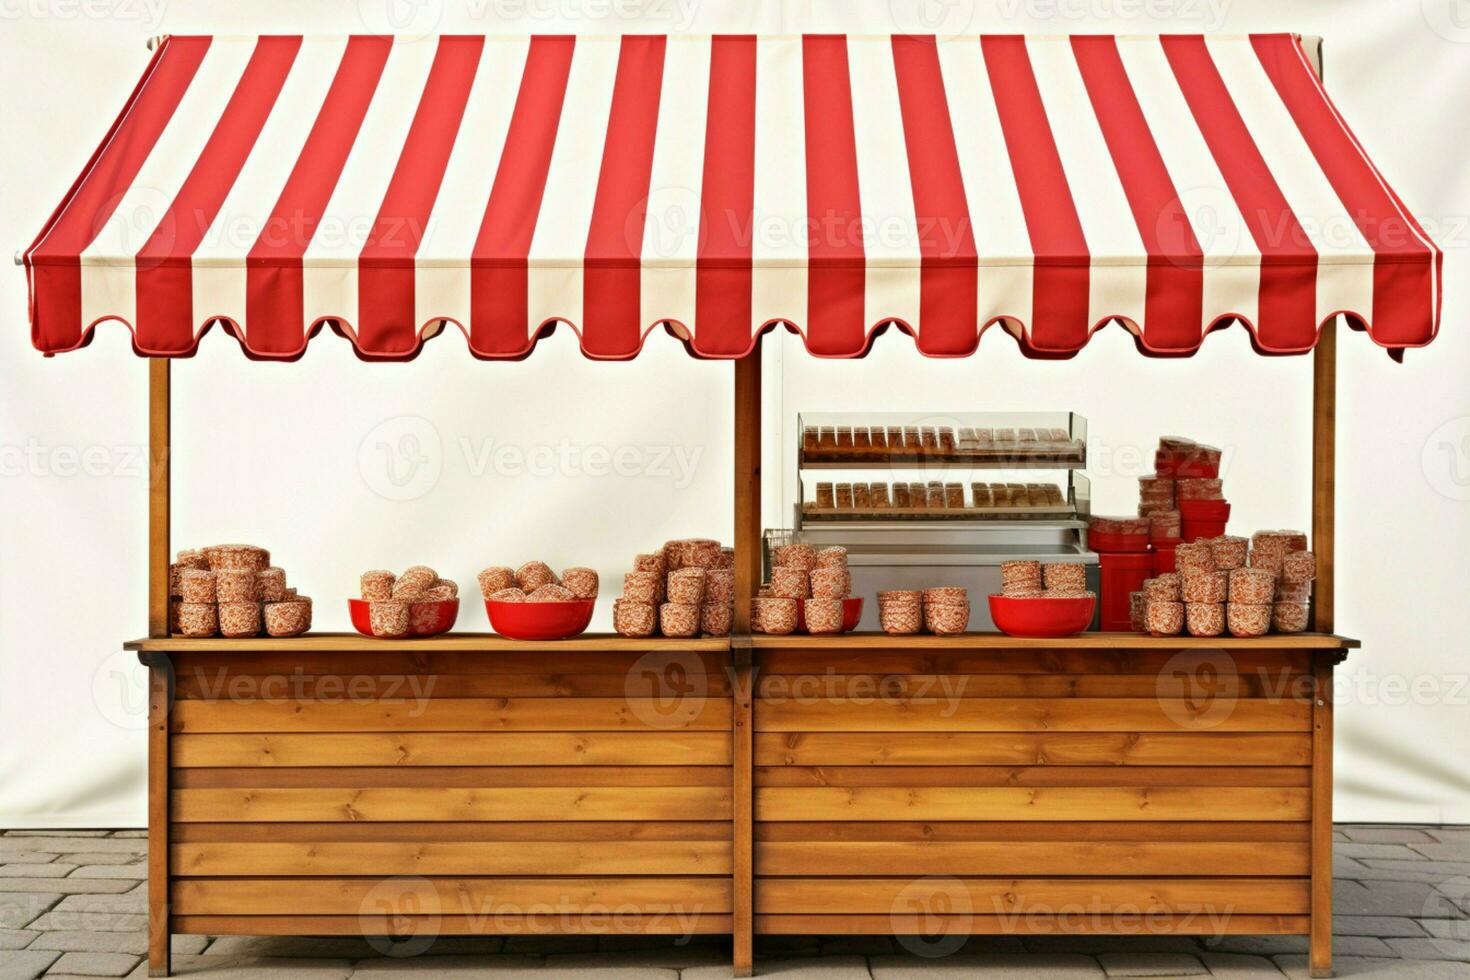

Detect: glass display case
785,412,1098,631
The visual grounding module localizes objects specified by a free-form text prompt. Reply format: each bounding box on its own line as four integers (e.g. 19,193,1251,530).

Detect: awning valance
26,33,1439,361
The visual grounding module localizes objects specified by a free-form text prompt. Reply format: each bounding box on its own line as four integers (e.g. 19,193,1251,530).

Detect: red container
1181,519,1228,543
1098,552,1153,632
1179,499,1232,521
1152,546,1177,575
486,599,595,640
1156,452,1220,479
348,598,459,638
989,594,1097,638
1087,528,1150,554
795,597,865,634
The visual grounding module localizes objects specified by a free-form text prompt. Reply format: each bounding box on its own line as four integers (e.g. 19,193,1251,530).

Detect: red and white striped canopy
26,33,1440,361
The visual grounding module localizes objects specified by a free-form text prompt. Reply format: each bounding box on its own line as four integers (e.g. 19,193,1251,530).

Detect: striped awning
26,33,1440,361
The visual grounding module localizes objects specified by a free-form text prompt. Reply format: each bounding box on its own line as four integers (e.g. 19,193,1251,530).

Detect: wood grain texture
753,766,1309,787
173,731,733,768
172,877,734,915
173,841,732,876
755,672,1303,699
755,841,1309,876
174,914,733,935
754,698,1311,733
173,766,731,788
754,732,1311,767
173,786,733,823
755,913,1310,935
732,661,755,977
129,634,730,653
147,358,170,641
755,821,1311,842
175,821,733,842
147,661,170,978
1311,662,1335,978
1312,321,1336,636
174,671,732,700
754,786,1309,822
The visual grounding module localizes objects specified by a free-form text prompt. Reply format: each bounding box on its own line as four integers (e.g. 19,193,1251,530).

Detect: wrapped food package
777,543,818,571
1148,510,1182,542
1181,569,1229,604
717,547,735,569
925,601,970,635
561,567,600,600
613,599,656,638
803,598,844,635
1280,551,1317,585
422,583,457,602
704,569,735,603
1129,591,1148,632
1145,600,1184,636
622,572,660,605
684,539,723,569
1277,580,1313,604
1229,567,1277,605
168,563,185,598
1227,602,1272,637
1185,602,1225,637
513,561,556,593
815,483,835,508
700,601,733,637
1252,530,1309,558
1174,542,1217,573
206,544,269,572
1042,563,1086,592
215,568,258,603
528,584,575,602
1001,560,1043,595
476,567,515,599
177,602,218,638
175,549,209,570
835,484,854,509
218,601,261,638
878,599,922,635
667,568,707,605
809,567,851,599
923,587,969,605
487,587,528,602
1177,477,1224,500
853,484,871,509
633,553,666,577
659,602,701,638
256,567,287,603
1272,602,1310,634
816,546,848,568
753,597,797,635
265,600,312,637
1208,536,1249,571
1144,574,1181,603
180,568,216,604
368,601,410,637
770,566,810,601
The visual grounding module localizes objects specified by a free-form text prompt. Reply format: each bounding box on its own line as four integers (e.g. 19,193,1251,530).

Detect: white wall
1,0,1466,827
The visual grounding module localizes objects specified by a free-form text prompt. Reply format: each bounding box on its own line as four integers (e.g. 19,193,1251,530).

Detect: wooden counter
131,632,1351,977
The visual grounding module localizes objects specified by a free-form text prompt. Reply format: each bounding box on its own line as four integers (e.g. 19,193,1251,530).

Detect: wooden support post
1310,659,1336,978
731,347,760,976
1312,325,1335,635
148,358,171,638
146,359,172,975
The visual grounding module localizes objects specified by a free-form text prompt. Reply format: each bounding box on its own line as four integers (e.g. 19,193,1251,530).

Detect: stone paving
0,825,1464,979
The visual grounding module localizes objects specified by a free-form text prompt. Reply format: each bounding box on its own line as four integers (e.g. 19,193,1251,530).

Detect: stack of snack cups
923,587,970,635
1142,574,1183,636
1227,566,1276,637
878,590,923,635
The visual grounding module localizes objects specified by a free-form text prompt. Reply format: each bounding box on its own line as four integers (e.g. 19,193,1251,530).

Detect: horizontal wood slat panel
173,877,734,915
172,698,731,733
754,878,1309,914
754,767,1309,788
173,732,732,768
756,651,1313,675
174,842,732,876
169,650,728,675
174,672,733,700
175,767,730,789
754,914,1310,935
755,841,1310,876
755,673,1305,699
173,787,733,823
171,881,735,922
754,733,1310,766
754,787,1309,822
755,822,1310,842
174,913,734,935
175,822,734,843
754,699,1310,733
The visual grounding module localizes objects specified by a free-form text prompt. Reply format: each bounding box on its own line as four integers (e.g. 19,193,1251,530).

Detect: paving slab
545,944,729,969
42,951,140,976
1336,843,1426,861
1420,920,1470,940
1195,937,1308,957
1334,916,1429,938
201,937,395,959
1196,952,1284,978
0,840,143,856
1360,860,1470,880
106,832,147,840
870,952,1104,978
0,949,60,980
688,956,873,979
50,892,145,916
0,927,40,949
1275,954,1470,978
0,865,76,879
0,879,135,896
0,849,60,864
26,910,146,932
1096,952,1208,976
353,959,674,979
1383,937,1470,961
123,955,353,979
1429,831,1470,846
1019,937,1204,955
0,891,63,928
1413,844,1470,862
58,855,144,867
26,928,146,955
1341,828,1438,844
1334,879,1447,916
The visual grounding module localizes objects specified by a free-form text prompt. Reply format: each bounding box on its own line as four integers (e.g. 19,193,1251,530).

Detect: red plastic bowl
989,594,1096,638
348,598,459,638
486,599,595,640
795,597,865,633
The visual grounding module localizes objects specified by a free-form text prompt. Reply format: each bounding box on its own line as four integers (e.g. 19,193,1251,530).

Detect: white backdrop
1,0,1466,828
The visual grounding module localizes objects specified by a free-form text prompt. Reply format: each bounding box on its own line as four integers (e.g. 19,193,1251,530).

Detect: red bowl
1179,499,1232,521
795,597,865,633
988,594,1096,638
348,598,459,638
486,599,595,641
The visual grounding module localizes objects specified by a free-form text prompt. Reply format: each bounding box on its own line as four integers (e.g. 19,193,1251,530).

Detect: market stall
24,32,1438,980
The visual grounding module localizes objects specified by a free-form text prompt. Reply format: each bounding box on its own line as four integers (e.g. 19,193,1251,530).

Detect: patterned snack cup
667,568,707,605
1174,542,1217,573
1185,602,1225,637
175,549,209,570
1129,591,1147,632
368,601,410,637
770,566,810,600
1042,563,1086,592
925,600,970,635
1000,560,1043,594
216,568,258,603
623,572,660,605
1272,602,1310,633
633,553,666,576
1280,551,1316,585
219,601,261,638
528,584,575,602
701,602,733,637
168,562,185,598
816,546,849,568
513,562,556,592
257,567,287,603
704,569,735,603
1207,536,1249,570
1229,567,1277,605
1181,569,1228,604
1143,574,1180,603
803,598,844,634
476,567,514,599
1276,580,1313,603
424,583,457,602
1145,600,1184,636
879,600,921,635
780,544,818,571
613,599,656,638
487,588,527,602
753,597,798,635
1227,602,1271,637
561,567,600,600
265,600,311,637
922,587,969,604
180,568,216,603
207,544,269,572
659,602,701,638
177,602,217,637
809,567,851,599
